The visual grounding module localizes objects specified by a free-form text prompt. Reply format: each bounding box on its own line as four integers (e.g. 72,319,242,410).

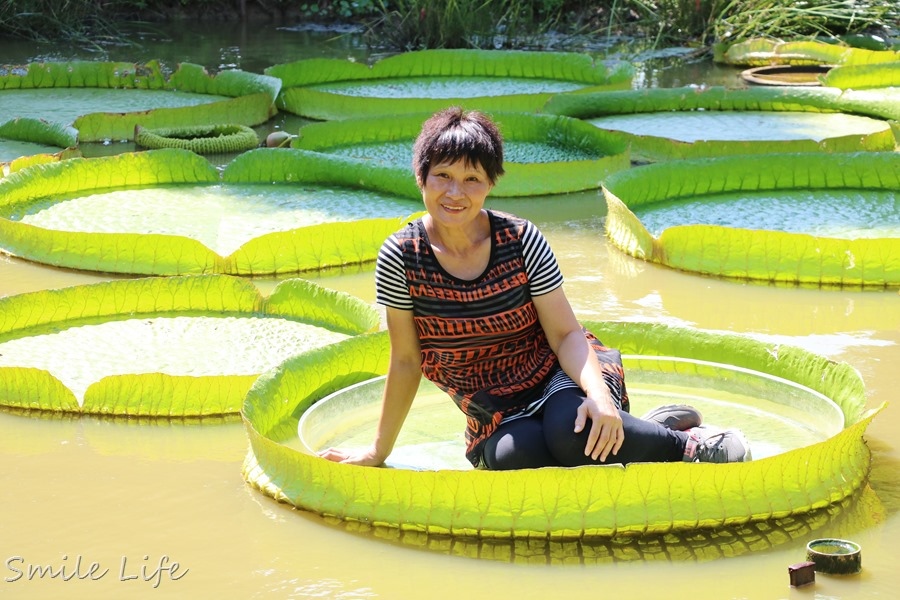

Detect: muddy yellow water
2,191,899,600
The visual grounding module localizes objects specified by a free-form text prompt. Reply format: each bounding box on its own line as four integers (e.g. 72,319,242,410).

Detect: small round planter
740,64,834,87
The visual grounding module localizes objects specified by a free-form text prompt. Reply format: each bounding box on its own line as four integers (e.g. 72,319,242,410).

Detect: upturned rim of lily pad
241,319,880,539
0,274,378,417
601,152,900,288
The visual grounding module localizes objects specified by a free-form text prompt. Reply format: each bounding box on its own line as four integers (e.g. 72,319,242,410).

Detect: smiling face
420,158,493,231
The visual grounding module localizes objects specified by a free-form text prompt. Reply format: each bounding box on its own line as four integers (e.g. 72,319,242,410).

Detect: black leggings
482,387,689,470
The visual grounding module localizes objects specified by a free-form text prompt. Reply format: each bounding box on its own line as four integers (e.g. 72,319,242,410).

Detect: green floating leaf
601,152,900,288
135,123,260,154
720,39,900,67
293,111,629,196
267,49,632,119
823,62,900,90
0,61,279,142
0,148,417,275
0,274,377,417
242,322,878,538
544,86,897,161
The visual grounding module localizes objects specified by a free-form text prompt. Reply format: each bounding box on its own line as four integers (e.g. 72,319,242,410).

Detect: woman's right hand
317,445,385,467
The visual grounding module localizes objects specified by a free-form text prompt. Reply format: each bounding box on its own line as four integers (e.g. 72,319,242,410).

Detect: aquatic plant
292,111,630,196
601,152,900,288
242,321,878,538
0,61,280,142
135,123,261,154
0,274,378,416
267,49,632,120
543,85,898,161
0,148,419,275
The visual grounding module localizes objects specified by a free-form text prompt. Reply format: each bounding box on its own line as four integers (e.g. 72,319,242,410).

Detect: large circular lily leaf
292,111,629,196
0,61,281,142
0,148,419,275
602,152,900,288
544,85,897,162
241,321,879,539
719,39,900,67
0,274,378,417
266,49,632,120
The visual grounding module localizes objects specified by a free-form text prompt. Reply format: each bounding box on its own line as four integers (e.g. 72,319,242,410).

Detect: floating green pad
135,124,260,154
0,61,280,142
633,189,899,239
242,321,878,538
720,39,900,67
267,49,632,119
544,86,898,161
293,112,629,196
0,148,417,275
601,152,900,288
298,355,845,471
0,274,378,416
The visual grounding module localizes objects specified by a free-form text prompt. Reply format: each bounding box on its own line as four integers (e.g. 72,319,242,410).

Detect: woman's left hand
574,393,624,462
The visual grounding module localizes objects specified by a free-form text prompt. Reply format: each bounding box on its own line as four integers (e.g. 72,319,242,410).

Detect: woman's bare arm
318,307,422,466
532,287,624,462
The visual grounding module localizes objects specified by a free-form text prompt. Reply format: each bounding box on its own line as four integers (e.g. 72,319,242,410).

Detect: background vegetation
0,0,897,51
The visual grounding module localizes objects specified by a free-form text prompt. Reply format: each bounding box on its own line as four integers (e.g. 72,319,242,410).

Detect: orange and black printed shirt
377,210,624,466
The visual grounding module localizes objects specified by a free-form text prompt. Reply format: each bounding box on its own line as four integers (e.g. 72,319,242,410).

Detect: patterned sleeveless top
376,210,627,465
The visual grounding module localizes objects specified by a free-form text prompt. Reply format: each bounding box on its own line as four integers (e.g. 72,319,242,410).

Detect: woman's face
420,158,493,229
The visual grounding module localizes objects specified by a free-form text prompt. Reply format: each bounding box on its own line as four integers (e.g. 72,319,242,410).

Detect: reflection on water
1,21,899,600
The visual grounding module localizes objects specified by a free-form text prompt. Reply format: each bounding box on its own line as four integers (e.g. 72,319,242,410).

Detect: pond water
1,21,899,600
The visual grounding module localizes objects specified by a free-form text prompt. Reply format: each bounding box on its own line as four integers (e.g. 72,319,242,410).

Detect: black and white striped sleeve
374,235,413,310
522,221,564,296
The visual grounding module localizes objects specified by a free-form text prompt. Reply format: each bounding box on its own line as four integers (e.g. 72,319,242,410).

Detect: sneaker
642,404,703,431
683,426,752,463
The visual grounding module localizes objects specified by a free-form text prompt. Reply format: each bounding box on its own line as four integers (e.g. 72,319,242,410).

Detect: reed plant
712,0,894,43
364,0,567,50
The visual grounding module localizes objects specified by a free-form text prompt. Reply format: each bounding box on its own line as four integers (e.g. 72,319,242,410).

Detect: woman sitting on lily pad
320,107,751,470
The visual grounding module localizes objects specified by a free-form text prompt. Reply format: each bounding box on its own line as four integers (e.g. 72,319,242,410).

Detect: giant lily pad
0,61,281,142
543,86,897,162
266,49,632,120
241,321,879,539
0,148,419,275
0,274,378,416
292,111,629,196
601,152,900,288
719,39,900,68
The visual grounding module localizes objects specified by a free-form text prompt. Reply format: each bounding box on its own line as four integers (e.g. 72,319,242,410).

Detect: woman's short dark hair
412,107,505,186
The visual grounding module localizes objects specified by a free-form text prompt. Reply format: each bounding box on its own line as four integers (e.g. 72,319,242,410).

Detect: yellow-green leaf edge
543,85,898,162
0,274,379,417
0,148,418,275
719,39,900,67
292,111,630,196
267,49,633,120
0,61,281,142
241,320,879,539
601,152,900,288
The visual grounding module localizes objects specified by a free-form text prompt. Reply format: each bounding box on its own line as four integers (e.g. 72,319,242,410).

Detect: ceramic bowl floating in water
292,111,629,197
298,355,846,471
0,148,420,276
266,49,632,120
0,275,377,417
0,61,280,143
601,152,900,288
543,86,897,162
242,321,882,539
